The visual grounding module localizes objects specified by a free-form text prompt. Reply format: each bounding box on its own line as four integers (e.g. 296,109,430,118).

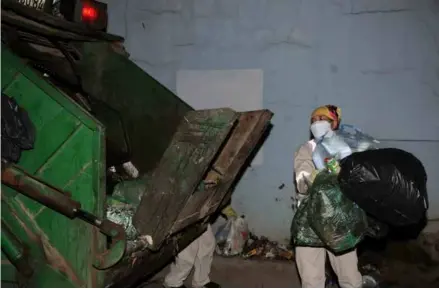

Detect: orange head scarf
311,105,342,127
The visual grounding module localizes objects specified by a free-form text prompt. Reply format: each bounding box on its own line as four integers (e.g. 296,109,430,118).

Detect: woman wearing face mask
293,105,363,288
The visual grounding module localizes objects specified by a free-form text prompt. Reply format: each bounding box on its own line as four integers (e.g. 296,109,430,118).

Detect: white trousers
164,225,216,288
295,246,362,288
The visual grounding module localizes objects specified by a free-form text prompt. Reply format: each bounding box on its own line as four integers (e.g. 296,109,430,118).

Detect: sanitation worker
294,105,363,288
163,206,237,288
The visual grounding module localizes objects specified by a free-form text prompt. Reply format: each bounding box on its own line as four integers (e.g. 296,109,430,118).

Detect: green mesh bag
308,171,368,253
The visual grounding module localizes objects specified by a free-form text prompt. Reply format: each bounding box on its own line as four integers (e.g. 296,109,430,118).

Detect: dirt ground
142,256,301,288
357,233,439,288
142,231,439,288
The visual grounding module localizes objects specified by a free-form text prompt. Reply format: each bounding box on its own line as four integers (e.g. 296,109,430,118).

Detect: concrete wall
105,0,439,242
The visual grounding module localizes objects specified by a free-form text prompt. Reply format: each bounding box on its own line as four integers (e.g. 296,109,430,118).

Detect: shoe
203,282,221,288
163,284,186,288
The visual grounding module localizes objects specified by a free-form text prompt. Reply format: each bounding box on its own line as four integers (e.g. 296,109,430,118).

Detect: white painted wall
105,0,439,242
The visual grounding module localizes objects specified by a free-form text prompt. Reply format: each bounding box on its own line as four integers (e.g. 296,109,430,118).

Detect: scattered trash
241,234,294,261
106,198,138,241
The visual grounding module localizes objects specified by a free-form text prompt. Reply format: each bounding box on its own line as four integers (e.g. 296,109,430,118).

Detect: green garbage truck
1,1,273,287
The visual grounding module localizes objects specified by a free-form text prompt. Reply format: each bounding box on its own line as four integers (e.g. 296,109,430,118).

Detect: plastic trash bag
291,196,324,248
365,215,389,239
308,171,368,253
1,94,36,163
312,124,379,170
215,216,249,256
313,134,352,170
112,177,149,207
337,124,380,153
339,148,428,227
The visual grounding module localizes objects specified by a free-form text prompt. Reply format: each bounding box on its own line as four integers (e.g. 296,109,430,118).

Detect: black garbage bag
308,171,368,253
365,215,389,239
1,94,36,163
338,148,428,227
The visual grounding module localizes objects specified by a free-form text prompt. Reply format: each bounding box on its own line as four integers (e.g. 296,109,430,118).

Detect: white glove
296,193,307,209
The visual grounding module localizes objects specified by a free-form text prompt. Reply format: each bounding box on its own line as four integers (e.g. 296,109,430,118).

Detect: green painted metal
1,224,23,263
1,221,33,278
2,165,81,218
2,164,126,272
92,235,125,270
78,42,192,173
1,45,107,287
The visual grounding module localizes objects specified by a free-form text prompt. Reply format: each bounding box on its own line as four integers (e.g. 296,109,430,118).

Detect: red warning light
82,5,98,21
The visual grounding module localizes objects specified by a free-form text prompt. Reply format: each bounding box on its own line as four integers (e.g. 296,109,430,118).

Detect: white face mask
310,120,331,139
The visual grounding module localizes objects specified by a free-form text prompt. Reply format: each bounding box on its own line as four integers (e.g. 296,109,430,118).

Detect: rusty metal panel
170,110,273,233
105,223,207,288
132,108,238,250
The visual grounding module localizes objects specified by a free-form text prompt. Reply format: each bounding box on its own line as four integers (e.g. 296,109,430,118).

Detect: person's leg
295,246,327,288
327,249,362,288
192,225,217,288
164,235,200,288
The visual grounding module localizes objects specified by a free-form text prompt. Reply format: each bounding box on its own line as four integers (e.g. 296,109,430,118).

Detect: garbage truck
1,0,273,287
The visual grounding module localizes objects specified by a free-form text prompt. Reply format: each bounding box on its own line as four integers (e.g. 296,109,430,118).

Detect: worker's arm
294,141,317,206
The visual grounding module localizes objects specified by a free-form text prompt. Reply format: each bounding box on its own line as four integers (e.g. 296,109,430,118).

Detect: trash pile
291,124,429,253
215,218,295,261
242,234,294,261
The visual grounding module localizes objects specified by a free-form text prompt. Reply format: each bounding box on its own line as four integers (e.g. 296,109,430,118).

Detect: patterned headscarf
311,104,342,123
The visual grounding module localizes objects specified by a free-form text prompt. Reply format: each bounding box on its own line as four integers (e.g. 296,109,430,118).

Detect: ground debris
358,231,439,288
241,233,294,261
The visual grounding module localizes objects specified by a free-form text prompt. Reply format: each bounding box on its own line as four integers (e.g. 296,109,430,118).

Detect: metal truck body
1,1,273,286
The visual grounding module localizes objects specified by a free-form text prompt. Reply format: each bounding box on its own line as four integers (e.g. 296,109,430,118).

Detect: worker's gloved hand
221,205,238,219
296,169,321,210
296,192,312,210
310,169,319,183
302,169,320,189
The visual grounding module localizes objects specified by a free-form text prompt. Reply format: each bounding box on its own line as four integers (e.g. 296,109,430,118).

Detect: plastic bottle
325,158,340,174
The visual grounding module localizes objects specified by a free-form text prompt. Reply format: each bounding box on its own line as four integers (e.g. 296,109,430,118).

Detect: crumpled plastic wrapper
106,199,138,241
